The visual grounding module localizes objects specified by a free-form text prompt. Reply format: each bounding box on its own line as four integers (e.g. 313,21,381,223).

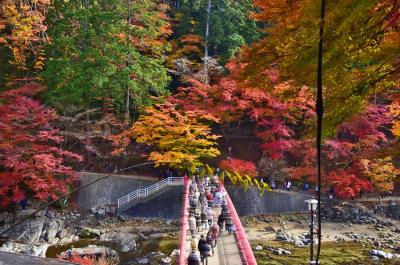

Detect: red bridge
179,178,257,265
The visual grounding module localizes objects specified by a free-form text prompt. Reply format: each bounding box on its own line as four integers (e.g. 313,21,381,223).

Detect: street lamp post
305,198,318,265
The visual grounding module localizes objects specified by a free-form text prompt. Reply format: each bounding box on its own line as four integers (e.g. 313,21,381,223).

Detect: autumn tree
167,34,224,84
170,58,398,198
242,0,400,135
170,0,262,66
0,0,49,85
0,84,81,206
286,104,393,198
112,101,220,169
219,158,257,177
361,157,400,195
391,94,400,138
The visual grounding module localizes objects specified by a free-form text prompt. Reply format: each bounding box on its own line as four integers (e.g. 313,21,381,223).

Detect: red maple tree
172,58,396,199
0,84,82,206
219,158,258,177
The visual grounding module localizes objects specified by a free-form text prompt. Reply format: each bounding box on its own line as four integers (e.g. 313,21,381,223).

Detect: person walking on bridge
189,214,197,236
195,212,202,232
198,234,211,265
210,221,219,244
188,251,201,265
225,216,235,234
201,208,208,230
206,207,214,226
206,230,216,255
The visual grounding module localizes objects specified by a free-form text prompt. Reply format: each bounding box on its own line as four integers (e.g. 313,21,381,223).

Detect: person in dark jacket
197,234,207,250
198,235,211,264
217,213,224,230
187,251,201,265
225,216,235,234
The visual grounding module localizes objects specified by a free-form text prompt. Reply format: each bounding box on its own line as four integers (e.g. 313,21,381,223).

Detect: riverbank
0,208,179,265
243,210,400,265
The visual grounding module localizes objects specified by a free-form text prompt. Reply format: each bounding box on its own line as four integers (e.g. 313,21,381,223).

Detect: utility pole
203,0,211,84
125,0,131,123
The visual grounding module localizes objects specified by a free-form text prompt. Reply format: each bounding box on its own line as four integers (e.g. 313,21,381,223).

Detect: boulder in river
0,242,49,257
59,245,116,259
12,218,44,244
100,231,137,252
78,227,101,238
369,249,400,260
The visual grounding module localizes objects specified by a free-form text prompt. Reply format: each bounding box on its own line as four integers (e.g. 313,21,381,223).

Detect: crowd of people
187,175,235,265
258,176,339,199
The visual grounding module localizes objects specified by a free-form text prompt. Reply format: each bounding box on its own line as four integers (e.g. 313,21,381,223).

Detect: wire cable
0,161,155,238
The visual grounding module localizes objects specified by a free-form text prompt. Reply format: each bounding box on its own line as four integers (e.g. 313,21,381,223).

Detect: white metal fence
117,177,184,209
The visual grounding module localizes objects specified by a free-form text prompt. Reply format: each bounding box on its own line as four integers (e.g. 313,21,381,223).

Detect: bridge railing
179,177,189,265
223,186,258,265
117,177,184,209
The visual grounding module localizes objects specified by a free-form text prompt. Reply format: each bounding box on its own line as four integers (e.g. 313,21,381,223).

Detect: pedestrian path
182,178,244,265
215,223,243,265
184,206,242,264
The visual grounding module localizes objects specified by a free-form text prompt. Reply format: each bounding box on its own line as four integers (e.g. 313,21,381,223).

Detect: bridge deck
184,206,243,265
182,182,244,265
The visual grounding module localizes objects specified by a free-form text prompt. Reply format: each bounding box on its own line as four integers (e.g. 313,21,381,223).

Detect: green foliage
173,0,262,63
43,0,171,114
242,0,400,136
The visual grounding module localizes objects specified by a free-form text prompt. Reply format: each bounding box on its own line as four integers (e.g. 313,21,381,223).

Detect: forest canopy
0,0,399,205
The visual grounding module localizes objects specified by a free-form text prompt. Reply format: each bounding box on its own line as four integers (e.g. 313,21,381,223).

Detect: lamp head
305,198,318,211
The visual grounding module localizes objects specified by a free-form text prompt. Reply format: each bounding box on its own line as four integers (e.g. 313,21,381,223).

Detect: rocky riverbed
243,203,400,264
0,208,179,264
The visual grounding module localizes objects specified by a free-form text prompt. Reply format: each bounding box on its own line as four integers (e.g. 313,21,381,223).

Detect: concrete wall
226,186,312,216
77,172,312,218
77,172,157,209
120,186,184,220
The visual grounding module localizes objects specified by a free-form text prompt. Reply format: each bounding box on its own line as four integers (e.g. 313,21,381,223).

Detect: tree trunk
85,111,91,166
125,88,130,123
125,0,131,124
203,0,211,84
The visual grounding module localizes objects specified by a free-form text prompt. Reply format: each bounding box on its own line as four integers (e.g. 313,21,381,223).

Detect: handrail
178,177,189,265
117,177,184,209
223,186,257,265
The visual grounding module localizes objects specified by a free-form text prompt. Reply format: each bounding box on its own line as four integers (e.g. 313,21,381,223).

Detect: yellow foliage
0,0,49,71
390,100,400,137
361,157,400,194
114,102,220,169
221,169,271,195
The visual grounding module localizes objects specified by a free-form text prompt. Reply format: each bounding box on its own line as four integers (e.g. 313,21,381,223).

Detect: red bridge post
179,176,189,265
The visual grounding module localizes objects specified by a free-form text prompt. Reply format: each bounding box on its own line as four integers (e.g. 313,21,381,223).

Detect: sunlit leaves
242,0,400,134
327,170,372,199
0,0,49,73
219,158,257,177
112,101,220,169
361,157,400,194
390,96,400,137
218,168,270,195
